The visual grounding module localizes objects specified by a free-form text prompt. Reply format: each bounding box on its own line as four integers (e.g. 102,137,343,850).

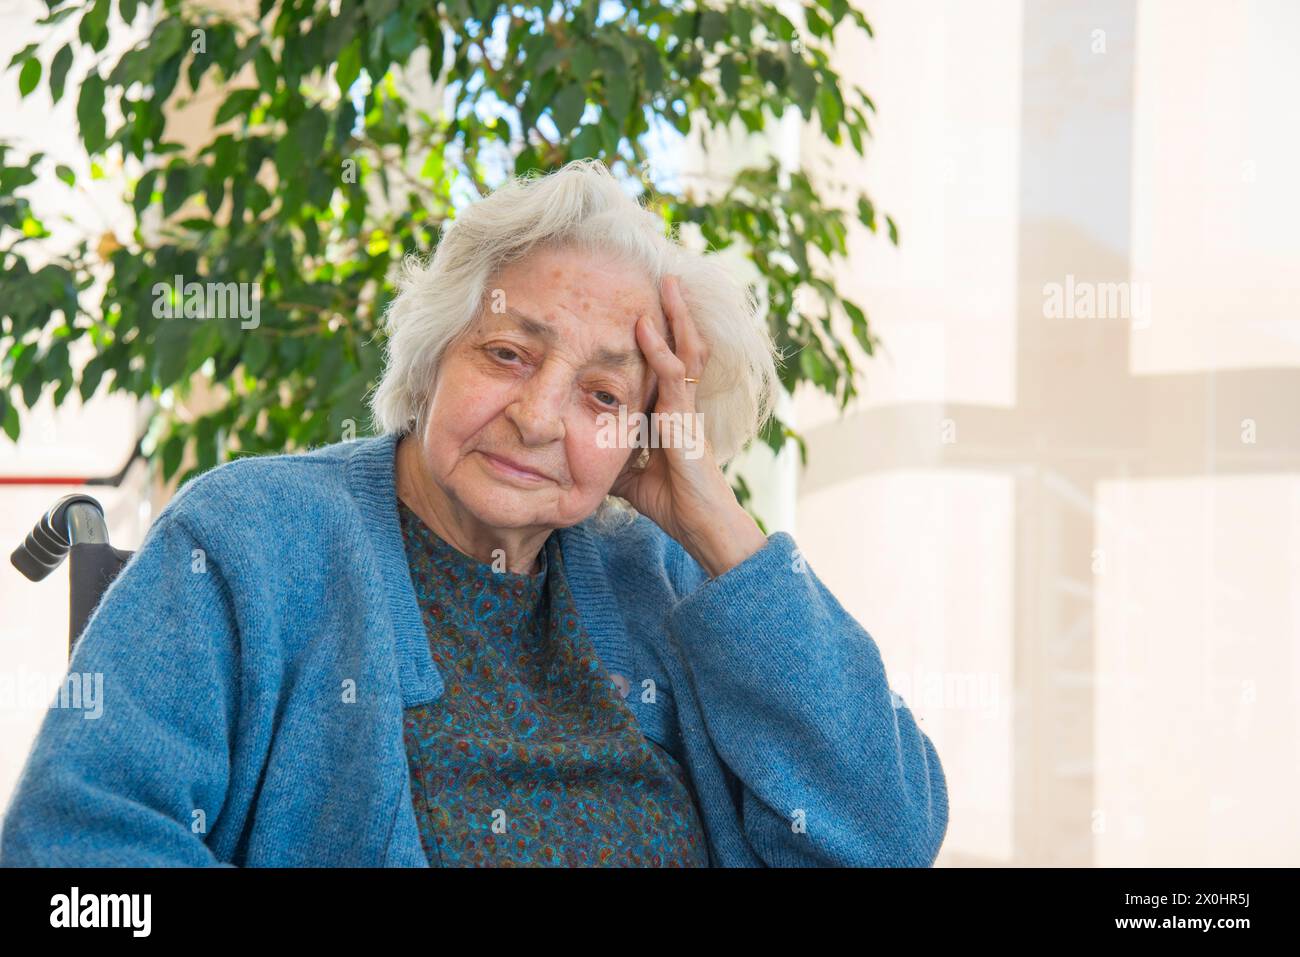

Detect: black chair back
11,494,133,659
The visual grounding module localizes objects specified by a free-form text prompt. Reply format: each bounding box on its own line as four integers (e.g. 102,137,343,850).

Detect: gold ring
684,376,699,384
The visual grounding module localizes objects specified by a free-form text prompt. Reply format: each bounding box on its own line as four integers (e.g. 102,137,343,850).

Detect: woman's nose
505,366,568,445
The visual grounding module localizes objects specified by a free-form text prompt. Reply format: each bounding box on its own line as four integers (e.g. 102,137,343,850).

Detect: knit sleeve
0,510,241,866
666,531,949,867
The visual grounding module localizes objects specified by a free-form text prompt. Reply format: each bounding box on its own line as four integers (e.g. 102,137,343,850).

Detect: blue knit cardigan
0,432,948,867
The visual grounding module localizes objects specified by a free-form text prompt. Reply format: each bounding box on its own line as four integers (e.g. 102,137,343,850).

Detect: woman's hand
609,275,769,579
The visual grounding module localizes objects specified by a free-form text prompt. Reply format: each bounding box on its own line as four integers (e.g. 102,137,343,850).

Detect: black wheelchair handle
10,493,110,582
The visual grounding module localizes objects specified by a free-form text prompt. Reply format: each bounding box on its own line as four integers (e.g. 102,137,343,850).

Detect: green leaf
242,332,271,376
194,416,219,472
185,322,223,375
132,168,158,215
383,10,420,60
20,364,45,408
681,48,703,81
151,18,186,63
843,300,874,355
79,354,106,399
635,37,663,91
365,0,400,22
76,72,106,153
668,102,690,134
602,58,632,127
274,132,301,182
49,44,72,103
214,88,259,125
514,144,540,175
756,50,784,86
720,56,739,98
161,432,184,480
789,57,817,115
7,43,37,71
805,8,831,38
78,0,110,52
107,48,155,87
54,164,74,186
1,393,19,441
816,84,843,138
846,121,863,154
857,196,876,231
163,165,190,216
254,45,276,90
699,10,726,46
551,82,585,134
153,317,194,387
569,124,601,159
571,44,595,78
18,57,40,97
295,107,327,159
337,40,361,93
729,5,754,43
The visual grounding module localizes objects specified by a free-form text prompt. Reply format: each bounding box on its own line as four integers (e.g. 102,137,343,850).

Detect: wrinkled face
413,244,671,531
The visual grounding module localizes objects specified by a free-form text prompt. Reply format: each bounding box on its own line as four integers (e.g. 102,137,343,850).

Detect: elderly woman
0,159,947,867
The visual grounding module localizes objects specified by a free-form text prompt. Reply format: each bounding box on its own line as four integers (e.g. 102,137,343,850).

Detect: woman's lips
479,451,553,484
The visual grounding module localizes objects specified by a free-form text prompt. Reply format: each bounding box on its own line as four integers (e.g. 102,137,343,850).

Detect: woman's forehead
475,281,672,348
473,246,675,356
495,244,657,303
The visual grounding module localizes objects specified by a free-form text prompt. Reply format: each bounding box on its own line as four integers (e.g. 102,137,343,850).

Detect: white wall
800,0,1300,865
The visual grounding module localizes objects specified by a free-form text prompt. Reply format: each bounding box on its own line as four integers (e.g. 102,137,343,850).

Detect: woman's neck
394,434,548,575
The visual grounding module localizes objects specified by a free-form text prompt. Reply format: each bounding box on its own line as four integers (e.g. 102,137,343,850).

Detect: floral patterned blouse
397,498,710,867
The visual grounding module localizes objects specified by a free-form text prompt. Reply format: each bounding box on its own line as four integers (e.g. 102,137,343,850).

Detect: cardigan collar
344,431,634,708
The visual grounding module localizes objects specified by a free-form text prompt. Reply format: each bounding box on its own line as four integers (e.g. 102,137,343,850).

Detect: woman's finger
664,275,709,378
636,314,688,409
636,316,709,461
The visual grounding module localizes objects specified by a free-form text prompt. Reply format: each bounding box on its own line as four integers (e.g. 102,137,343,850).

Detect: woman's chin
456,487,556,530
468,489,609,534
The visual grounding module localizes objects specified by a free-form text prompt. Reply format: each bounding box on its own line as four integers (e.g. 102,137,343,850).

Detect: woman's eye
490,347,521,363
594,391,621,408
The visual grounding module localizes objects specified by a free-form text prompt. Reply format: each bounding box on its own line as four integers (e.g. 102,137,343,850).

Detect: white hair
368,158,782,530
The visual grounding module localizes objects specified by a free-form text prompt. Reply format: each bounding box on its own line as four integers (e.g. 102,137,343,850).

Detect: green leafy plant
0,0,897,514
